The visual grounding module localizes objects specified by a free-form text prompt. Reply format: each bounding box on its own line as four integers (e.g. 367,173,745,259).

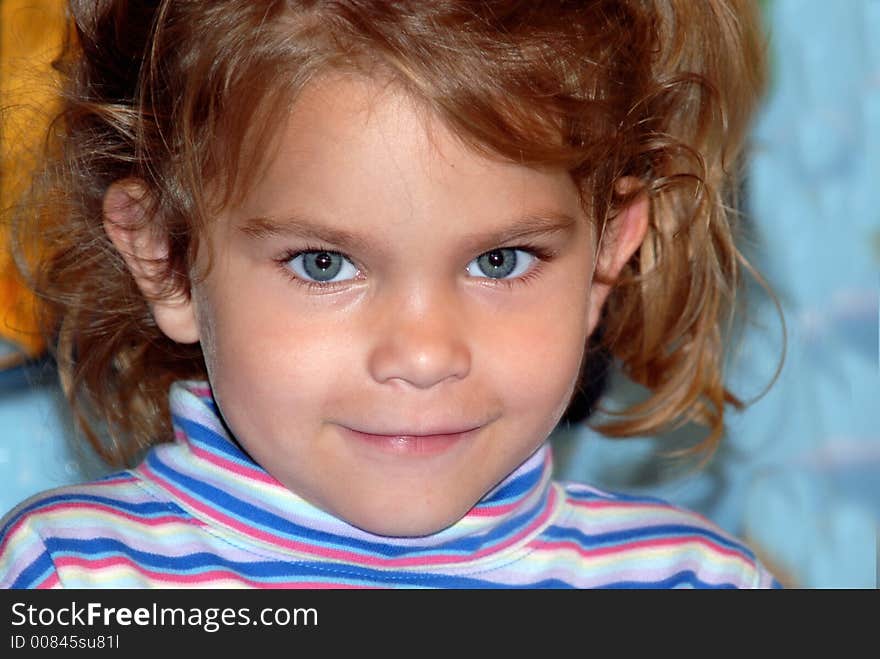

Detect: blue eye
466,248,535,279
287,251,359,283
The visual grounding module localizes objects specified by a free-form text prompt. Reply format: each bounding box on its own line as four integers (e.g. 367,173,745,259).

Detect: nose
367,288,471,389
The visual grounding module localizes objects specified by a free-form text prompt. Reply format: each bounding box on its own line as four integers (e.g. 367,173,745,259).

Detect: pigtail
590,0,771,458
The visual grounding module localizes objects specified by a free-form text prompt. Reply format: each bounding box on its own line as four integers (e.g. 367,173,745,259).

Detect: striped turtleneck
0,381,780,588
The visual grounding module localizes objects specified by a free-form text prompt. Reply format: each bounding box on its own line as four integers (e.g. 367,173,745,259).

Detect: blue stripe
0,492,180,538
565,488,668,505
171,414,247,463
9,551,56,589
597,570,739,589
481,460,542,504
541,523,754,557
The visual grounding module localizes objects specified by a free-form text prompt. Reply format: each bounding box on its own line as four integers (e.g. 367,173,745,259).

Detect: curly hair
12,0,771,466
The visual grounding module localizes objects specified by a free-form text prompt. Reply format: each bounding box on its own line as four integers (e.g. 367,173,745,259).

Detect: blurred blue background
554,0,879,588
1,0,877,587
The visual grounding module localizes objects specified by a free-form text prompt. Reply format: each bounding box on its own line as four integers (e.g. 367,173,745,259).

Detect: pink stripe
56,555,371,588
56,555,265,587
94,474,140,486
140,461,557,568
469,500,520,517
188,442,277,486
35,571,61,589
569,498,672,511
530,534,748,562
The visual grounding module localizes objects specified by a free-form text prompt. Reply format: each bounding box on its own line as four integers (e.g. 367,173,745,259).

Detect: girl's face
191,72,598,536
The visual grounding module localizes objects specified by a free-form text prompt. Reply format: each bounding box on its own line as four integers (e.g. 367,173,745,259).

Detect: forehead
216,71,586,244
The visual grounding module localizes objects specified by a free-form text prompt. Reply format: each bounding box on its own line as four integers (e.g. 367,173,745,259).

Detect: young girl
0,0,779,588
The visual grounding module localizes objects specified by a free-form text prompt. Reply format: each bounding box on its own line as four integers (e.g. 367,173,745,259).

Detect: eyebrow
237,210,579,253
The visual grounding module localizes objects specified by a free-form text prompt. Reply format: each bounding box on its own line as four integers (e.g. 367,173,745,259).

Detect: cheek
214,309,333,383
197,285,366,428
483,286,590,414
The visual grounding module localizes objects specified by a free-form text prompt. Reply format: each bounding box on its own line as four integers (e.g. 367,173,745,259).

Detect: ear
103,180,200,344
587,178,650,332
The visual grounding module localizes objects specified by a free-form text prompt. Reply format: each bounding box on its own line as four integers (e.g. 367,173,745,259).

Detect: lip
340,426,480,456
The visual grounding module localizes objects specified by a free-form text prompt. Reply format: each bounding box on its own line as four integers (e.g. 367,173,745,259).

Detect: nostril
366,323,471,389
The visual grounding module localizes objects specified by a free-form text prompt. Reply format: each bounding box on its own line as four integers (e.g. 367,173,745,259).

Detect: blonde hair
14,0,771,466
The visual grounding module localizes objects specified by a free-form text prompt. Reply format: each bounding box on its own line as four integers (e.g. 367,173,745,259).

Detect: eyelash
273,243,557,292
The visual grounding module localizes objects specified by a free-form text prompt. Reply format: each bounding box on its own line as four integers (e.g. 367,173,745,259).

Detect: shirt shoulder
541,480,781,589
0,471,177,588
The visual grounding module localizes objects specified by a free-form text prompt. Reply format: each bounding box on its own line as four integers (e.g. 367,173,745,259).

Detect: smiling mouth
340,426,481,456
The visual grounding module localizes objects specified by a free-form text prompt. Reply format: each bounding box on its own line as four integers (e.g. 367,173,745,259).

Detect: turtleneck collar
134,381,560,571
